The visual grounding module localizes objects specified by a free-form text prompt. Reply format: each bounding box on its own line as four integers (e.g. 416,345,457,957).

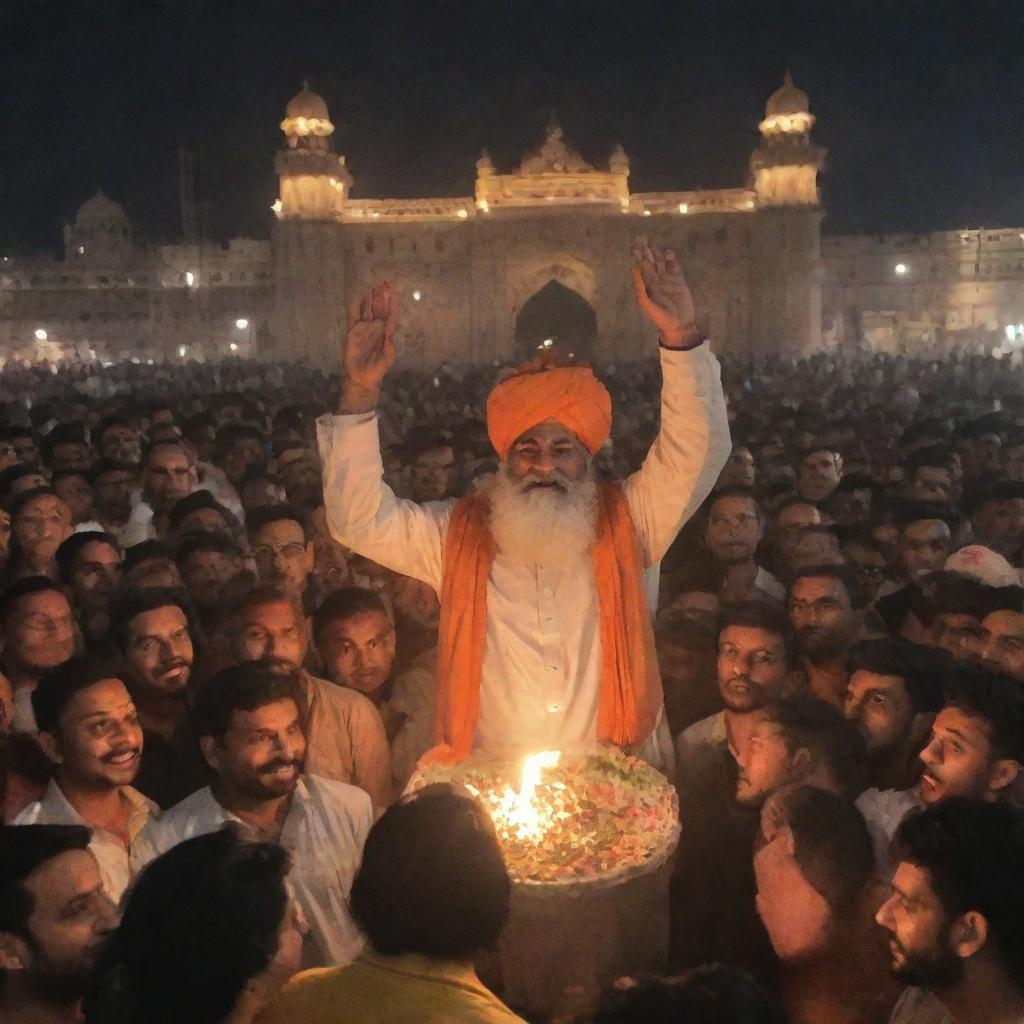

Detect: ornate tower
274,82,351,220
269,83,349,362
747,72,825,353
750,71,825,207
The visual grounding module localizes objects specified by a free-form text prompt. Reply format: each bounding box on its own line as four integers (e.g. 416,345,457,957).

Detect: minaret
273,81,351,220
750,70,825,207
747,72,825,353
270,82,349,363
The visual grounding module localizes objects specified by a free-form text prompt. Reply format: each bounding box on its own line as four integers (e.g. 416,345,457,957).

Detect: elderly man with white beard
318,246,731,770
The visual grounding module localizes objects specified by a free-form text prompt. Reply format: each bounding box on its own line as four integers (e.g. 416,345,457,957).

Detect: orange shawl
431,482,663,761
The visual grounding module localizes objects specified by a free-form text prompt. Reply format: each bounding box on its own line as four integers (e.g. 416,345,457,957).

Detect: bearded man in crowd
320,246,730,766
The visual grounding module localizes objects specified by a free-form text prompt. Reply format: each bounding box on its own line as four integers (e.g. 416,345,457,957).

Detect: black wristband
660,334,707,351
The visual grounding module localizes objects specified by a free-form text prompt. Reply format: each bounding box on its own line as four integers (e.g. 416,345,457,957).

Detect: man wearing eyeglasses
248,504,318,612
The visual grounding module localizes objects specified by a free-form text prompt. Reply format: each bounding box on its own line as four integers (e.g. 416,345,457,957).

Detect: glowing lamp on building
1007,325,1017,343
34,328,47,341
457,208,469,220
678,203,689,214
235,318,249,330
894,263,908,276
271,199,283,217
642,210,652,217
184,271,196,287
77,245,85,255
230,342,239,352
178,344,187,358
412,290,422,302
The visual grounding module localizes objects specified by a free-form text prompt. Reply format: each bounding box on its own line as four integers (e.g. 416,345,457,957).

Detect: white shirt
139,775,372,967
318,346,730,761
15,780,158,904
856,786,922,876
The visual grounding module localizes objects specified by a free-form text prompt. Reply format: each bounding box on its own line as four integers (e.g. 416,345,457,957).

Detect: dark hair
896,500,961,536
93,415,133,446
794,523,841,547
943,667,1024,764
850,639,944,713
9,485,62,522
907,445,953,477
313,586,391,641
764,697,867,800
772,494,820,518
142,440,189,469
231,582,302,624
654,612,717,653
54,531,120,585
246,502,309,543
83,826,290,1024
719,600,798,667
32,657,125,737
167,490,233,532
790,563,867,610
123,539,175,573
109,586,197,654
191,660,302,738
0,824,91,938
51,467,92,487
350,787,510,959
89,458,136,485
893,799,1024,996
964,479,1024,515
0,464,43,506
778,786,874,914
0,575,69,624
174,530,244,566
707,485,762,517
591,964,786,1024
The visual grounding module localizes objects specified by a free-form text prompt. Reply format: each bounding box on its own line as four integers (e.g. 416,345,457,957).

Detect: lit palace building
2,76,1022,366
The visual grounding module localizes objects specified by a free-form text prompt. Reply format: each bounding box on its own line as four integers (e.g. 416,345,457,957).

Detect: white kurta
317,345,730,760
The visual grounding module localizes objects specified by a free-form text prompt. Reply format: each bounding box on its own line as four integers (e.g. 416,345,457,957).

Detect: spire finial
547,107,562,138
783,69,793,86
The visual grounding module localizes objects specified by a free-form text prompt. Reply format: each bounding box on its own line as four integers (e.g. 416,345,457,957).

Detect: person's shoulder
678,711,725,749
887,986,952,1024
304,774,374,819
259,964,351,1023
155,786,219,831
306,673,376,712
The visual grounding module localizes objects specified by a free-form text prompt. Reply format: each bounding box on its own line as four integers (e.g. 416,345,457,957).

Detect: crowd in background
1,344,1024,1024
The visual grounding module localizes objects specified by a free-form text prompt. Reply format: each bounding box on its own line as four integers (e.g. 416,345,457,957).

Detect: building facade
2,76,1019,368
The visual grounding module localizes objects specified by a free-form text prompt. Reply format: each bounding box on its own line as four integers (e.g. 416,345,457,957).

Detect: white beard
487,463,598,566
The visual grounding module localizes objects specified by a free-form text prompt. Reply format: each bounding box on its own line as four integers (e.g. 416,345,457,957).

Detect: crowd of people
2,257,1024,1024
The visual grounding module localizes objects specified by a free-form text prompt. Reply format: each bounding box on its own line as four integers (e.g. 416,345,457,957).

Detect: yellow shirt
261,949,526,1024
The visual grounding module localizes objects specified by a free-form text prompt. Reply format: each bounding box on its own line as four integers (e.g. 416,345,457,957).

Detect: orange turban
486,362,612,460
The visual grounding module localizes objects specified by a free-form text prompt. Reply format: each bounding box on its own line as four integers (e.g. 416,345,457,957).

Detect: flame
493,750,561,841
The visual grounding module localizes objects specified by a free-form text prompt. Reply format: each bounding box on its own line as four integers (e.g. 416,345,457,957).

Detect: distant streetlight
894,263,908,276
412,290,422,302
34,328,47,341
235,318,249,329
178,344,187,358
230,342,239,352
185,271,196,287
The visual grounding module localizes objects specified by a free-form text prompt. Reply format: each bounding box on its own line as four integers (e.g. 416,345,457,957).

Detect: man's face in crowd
126,556,182,590
253,519,313,600
789,575,859,661
718,447,756,489
912,466,953,503
1004,443,1024,482
932,613,986,663
918,706,1018,805
240,477,282,514
277,450,323,510
7,472,48,504
899,519,952,581
973,499,1024,558
4,590,77,676
412,445,458,502
236,599,307,669
42,678,143,791
705,496,763,566
177,506,232,537
0,667,13,735
0,849,118,1004
92,468,135,523
799,450,842,503
843,541,888,604
668,590,721,632
959,434,1002,479
50,442,92,473
221,436,265,486
844,669,916,758
754,825,833,963
181,549,243,613
144,445,195,513
717,625,793,714
736,717,798,808
204,698,306,801
876,862,963,988
52,475,93,525
70,540,122,615
318,609,396,696
506,421,590,488
774,502,822,569
789,530,842,576
12,435,41,469
979,610,1024,680
99,426,141,465
828,488,872,527
14,494,73,565
0,439,19,473
124,605,193,699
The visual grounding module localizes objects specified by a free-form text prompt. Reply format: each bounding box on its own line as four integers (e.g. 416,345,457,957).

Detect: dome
75,189,128,226
765,71,810,117
286,82,330,121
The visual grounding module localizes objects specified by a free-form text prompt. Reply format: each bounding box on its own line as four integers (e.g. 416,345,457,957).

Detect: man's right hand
339,282,398,413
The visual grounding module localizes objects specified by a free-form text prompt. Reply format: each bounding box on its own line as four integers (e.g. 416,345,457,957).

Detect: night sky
3,0,1022,254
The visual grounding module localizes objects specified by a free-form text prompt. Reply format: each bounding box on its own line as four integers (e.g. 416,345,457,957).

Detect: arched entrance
513,280,597,361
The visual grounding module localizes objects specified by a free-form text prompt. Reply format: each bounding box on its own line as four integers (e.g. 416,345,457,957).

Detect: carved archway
513,280,597,361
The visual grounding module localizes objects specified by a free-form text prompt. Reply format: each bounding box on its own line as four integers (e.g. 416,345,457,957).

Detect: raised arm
317,282,448,590
623,243,732,566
